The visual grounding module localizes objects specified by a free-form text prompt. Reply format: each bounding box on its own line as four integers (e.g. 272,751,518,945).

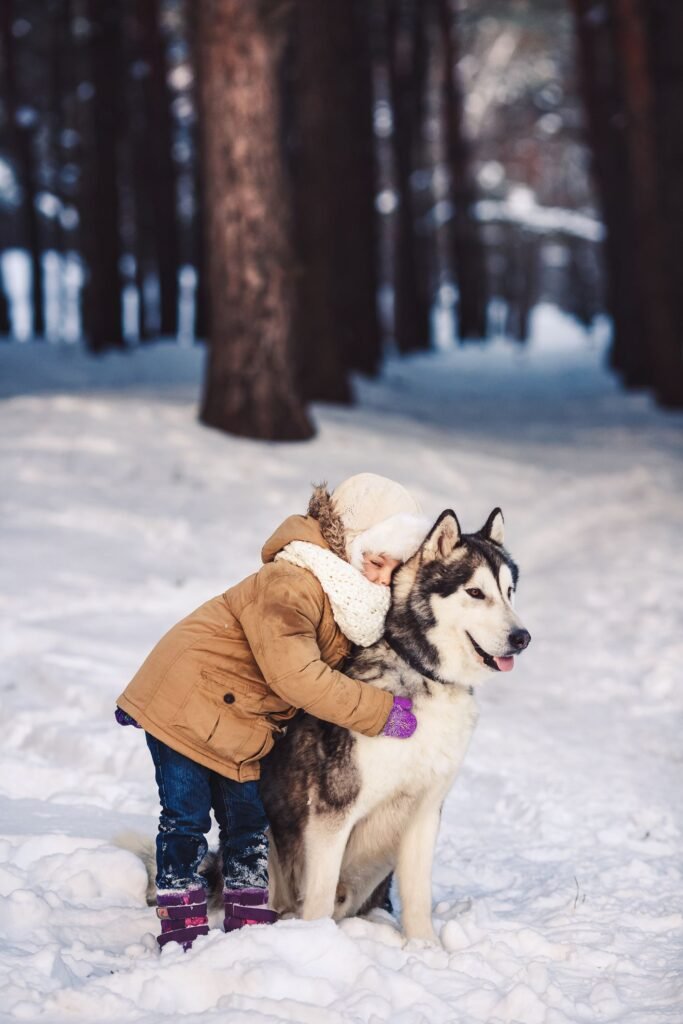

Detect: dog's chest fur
349,646,479,813
333,679,478,907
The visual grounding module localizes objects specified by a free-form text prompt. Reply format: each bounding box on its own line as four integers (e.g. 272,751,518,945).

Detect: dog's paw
403,932,441,951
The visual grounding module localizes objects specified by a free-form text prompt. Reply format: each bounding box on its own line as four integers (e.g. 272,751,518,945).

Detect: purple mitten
381,696,417,739
115,706,141,728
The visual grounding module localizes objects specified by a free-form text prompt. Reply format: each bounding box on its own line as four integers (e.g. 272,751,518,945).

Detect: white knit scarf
274,541,391,647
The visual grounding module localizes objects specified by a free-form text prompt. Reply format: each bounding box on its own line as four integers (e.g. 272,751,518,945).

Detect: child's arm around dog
239,560,393,736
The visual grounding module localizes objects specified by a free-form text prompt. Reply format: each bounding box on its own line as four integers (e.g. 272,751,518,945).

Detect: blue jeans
145,733,269,892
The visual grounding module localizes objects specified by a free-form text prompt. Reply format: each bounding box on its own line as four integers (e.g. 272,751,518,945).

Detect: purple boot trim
156,887,209,950
223,887,278,932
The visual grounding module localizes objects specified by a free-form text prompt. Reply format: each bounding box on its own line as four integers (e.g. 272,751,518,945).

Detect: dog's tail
111,830,224,911
112,830,157,906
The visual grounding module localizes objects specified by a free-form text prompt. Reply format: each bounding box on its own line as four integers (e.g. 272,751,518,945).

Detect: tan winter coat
116,515,394,781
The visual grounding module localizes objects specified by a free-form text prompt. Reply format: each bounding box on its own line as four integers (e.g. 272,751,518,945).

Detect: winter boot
223,887,278,932
156,887,209,950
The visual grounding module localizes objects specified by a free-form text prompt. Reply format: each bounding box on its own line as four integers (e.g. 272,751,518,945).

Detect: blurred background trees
572,0,683,407
0,0,681,436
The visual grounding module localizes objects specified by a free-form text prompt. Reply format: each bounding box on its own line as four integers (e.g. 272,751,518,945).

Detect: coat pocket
171,686,221,745
210,711,274,765
172,684,273,765
200,670,267,716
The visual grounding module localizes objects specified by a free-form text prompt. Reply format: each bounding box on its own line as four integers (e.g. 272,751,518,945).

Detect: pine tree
82,0,125,351
197,0,313,440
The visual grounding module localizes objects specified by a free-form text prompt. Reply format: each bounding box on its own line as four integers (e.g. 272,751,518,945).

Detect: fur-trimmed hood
306,484,348,560
259,487,348,564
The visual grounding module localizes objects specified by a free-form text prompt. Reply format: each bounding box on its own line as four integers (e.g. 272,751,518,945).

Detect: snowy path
1,308,682,1023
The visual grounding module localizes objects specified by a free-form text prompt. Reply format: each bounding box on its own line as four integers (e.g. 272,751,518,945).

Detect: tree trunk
0,0,45,338
187,0,208,342
502,227,538,344
647,1,683,400
571,0,646,385
566,236,600,329
291,0,381,401
191,126,209,344
130,3,156,340
290,0,352,403
612,0,682,406
0,286,9,336
131,117,154,342
138,0,179,338
571,0,683,404
0,2,12,335
82,0,125,352
386,0,432,352
198,0,313,441
331,0,382,380
438,0,488,341
47,0,66,285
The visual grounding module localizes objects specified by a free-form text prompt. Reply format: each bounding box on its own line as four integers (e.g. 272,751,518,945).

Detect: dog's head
387,508,530,686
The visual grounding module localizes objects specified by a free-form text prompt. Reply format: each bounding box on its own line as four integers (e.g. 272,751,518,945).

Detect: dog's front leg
395,797,442,942
301,814,353,921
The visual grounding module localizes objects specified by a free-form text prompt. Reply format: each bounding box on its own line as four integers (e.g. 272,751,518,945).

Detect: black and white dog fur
260,507,530,943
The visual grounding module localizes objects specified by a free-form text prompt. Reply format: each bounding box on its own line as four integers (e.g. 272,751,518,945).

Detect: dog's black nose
509,628,531,651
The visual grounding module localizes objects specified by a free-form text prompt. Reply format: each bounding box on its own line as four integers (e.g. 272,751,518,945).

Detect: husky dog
260,507,530,942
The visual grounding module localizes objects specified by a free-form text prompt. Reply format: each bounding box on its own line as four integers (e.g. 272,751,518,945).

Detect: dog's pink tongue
494,656,515,672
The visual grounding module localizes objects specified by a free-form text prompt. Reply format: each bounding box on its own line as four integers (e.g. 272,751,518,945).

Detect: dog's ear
480,507,504,545
421,510,461,561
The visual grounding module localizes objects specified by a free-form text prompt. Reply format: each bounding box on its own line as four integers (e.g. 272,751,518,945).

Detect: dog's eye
507,586,514,600
466,588,485,600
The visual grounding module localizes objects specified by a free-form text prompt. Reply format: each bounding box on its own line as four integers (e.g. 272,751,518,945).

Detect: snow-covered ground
1,306,682,1023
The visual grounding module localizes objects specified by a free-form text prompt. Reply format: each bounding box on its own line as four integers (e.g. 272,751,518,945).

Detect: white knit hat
331,473,431,571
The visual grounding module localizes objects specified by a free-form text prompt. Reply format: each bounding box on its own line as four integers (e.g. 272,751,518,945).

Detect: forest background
2,0,682,434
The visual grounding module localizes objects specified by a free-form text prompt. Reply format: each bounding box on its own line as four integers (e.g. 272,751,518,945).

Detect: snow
476,193,604,242
1,305,682,1022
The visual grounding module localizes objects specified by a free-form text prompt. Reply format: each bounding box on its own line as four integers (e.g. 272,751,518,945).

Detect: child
116,473,430,950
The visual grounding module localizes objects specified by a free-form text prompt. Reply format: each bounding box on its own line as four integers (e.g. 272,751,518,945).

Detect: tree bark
571,0,646,385
341,0,382,379
0,0,45,338
291,0,381,401
386,0,432,352
647,1,683,400
612,0,682,406
187,0,209,342
138,0,179,338
290,0,352,403
0,286,9,337
198,0,313,440
572,0,683,404
48,0,67,265
438,0,488,341
82,0,125,351
502,227,538,344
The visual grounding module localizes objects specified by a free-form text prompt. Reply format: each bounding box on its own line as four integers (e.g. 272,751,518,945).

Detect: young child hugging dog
115,473,430,950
